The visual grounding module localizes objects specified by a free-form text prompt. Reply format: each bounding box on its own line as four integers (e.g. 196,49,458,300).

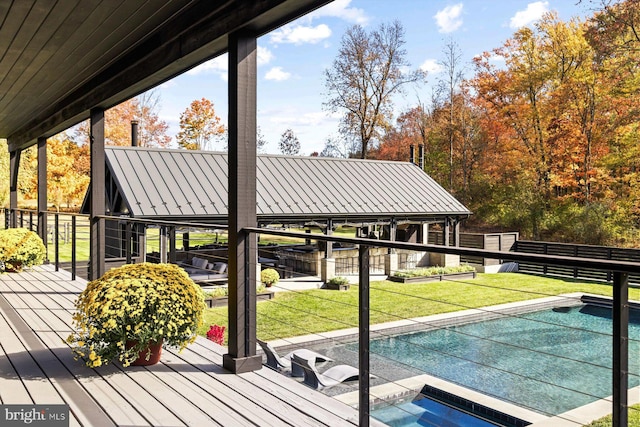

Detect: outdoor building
79,146,471,279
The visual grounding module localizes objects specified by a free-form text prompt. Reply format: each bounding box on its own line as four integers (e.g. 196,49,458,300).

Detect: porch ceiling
0,0,331,152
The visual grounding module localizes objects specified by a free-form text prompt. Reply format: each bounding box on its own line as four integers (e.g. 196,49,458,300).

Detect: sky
155,0,593,155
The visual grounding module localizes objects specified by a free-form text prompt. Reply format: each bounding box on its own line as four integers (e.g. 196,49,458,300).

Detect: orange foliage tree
176,97,225,151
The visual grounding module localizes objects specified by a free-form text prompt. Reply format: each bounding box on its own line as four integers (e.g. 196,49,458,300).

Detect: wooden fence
513,240,640,284
428,232,519,266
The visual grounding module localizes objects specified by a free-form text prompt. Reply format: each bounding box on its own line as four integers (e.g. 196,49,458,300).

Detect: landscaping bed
203,285,274,308
388,265,477,283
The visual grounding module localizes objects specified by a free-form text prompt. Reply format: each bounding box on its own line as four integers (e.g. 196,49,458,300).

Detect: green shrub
393,264,475,278
261,268,280,287
326,276,349,286
0,228,46,272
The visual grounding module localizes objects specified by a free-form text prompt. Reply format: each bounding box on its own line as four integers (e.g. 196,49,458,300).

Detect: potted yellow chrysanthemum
67,263,205,367
0,228,46,272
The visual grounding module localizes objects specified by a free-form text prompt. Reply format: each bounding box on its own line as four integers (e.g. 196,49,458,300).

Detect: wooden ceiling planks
0,0,332,152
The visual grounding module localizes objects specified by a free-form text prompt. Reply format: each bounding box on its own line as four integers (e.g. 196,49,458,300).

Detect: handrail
247,226,640,274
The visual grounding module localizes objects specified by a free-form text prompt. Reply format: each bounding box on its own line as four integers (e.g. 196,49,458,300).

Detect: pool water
366,304,640,417
373,395,499,427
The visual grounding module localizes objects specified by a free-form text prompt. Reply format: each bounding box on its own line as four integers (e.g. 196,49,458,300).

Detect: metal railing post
359,245,370,427
71,216,76,280
613,271,629,427
29,211,33,231
54,214,59,271
125,221,132,264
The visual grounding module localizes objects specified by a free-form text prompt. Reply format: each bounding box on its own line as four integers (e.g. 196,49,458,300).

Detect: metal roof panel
103,147,471,221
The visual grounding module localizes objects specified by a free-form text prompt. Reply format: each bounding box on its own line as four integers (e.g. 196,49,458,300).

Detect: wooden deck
0,265,380,427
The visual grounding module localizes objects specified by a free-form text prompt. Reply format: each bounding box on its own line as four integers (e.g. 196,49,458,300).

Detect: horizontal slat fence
428,232,519,265
514,240,640,285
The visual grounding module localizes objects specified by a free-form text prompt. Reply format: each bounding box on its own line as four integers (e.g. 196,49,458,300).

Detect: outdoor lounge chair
257,339,332,377
291,354,373,390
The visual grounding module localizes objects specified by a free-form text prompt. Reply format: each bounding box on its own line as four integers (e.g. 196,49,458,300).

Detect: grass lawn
199,272,640,341
583,405,640,427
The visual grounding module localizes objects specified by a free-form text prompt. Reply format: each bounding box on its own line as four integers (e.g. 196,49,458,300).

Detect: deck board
0,265,371,427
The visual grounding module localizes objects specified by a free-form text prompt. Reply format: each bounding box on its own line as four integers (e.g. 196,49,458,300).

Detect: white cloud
510,1,549,29
186,55,228,81
270,24,332,45
420,59,444,74
308,0,369,25
265,66,291,81
434,4,464,33
257,46,274,65
184,46,273,80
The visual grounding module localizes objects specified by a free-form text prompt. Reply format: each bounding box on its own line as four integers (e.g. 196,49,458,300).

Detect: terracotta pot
5,261,23,272
126,339,163,366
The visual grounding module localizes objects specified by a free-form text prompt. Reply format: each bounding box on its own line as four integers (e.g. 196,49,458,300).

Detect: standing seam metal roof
103,146,471,221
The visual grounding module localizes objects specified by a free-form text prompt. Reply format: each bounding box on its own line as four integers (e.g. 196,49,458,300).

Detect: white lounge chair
256,339,332,377
292,354,373,390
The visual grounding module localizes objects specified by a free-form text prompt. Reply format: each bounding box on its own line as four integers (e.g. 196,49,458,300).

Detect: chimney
409,144,415,164
418,144,424,170
131,120,139,147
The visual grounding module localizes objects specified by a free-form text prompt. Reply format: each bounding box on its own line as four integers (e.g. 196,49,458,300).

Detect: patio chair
257,339,332,377
291,354,374,390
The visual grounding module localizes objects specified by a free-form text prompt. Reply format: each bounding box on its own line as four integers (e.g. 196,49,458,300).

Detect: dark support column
9,149,20,228
223,30,261,374
325,219,333,258
159,226,168,263
168,226,176,264
388,218,397,254
131,120,139,147
613,272,629,427
125,222,132,264
37,137,48,250
71,216,76,280
443,218,450,247
183,232,190,252
453,219,460,247
359,245,371,427
305,228,311,245
90,108,106,280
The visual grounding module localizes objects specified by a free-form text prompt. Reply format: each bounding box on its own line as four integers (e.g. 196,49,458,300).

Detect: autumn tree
278,128,301,155
436,39,465,190
324,20,424,159
176,97,225,150
256,126,268,153
74,91,170,147
135,90,171,148
0,139,9,206
320,135,355,158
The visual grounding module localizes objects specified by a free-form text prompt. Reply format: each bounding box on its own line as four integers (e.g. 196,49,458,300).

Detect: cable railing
3,208,640,427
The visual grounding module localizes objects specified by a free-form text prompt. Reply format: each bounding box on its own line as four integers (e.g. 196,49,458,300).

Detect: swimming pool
363,302,640,419
373,393,501,427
